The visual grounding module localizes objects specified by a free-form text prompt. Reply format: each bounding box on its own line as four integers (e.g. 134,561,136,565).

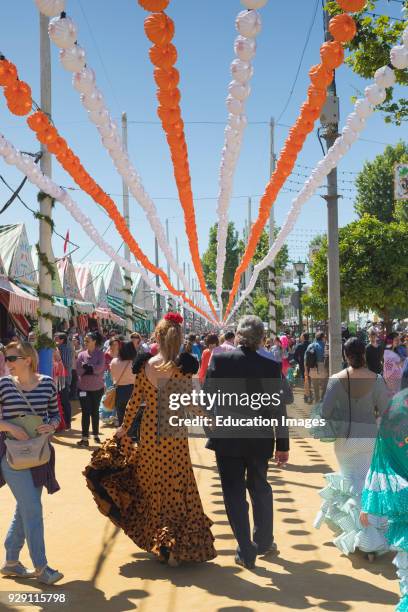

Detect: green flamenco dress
361,389,408,612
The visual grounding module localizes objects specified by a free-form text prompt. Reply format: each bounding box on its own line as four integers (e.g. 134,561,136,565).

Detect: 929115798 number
7,592,67,604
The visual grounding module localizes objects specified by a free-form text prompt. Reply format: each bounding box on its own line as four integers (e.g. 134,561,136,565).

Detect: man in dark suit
205,315,290,569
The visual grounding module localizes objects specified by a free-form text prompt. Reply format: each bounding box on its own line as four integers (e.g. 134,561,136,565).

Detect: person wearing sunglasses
0,341,62,584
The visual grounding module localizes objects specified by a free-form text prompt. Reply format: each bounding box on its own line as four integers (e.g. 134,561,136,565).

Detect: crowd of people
0,316,406,610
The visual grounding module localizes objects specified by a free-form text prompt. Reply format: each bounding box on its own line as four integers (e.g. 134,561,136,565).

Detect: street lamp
293,261,306,335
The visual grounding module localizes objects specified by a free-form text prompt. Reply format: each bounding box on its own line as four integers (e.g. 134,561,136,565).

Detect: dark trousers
116,384,134,427
69,369,78,400
59,385,72,428
79,389,104,438
216,454,273,562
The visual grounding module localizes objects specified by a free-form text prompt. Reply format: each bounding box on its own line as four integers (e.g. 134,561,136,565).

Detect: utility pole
38,13,53,360
245,198,254,314
122,112,133,337
175,237,180,313
154,237,161,323
183,262,187,333
165,218,173,311
322,2,342,375
268,117,277,338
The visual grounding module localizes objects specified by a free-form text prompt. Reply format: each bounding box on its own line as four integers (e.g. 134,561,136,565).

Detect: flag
63,230,70,254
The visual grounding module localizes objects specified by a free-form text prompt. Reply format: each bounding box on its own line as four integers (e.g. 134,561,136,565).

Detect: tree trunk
381,309,392,335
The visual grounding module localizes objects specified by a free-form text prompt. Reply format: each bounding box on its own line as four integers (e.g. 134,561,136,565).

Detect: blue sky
0,0,406,289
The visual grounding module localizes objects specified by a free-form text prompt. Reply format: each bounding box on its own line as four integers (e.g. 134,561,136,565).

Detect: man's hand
274,451,289,467
360,511,370,528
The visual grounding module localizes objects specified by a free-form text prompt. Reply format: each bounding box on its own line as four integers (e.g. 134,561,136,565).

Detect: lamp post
293,261,306,336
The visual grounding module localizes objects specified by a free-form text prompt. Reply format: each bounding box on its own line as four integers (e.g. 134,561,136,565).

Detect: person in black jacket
204,315,289,569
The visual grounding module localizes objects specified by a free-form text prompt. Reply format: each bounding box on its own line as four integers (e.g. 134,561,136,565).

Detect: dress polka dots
84,366,216,563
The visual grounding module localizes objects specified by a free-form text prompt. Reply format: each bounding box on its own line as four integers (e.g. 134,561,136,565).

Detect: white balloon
73,67,96,94
346,112,366,132
236,10,262,38
98,120,118,138
226,95,244,115
365,84,386,106
337,140,350,155
59,44,86,72
35,0,65,17
241,0,268,8
390,45,408,70
81,90,104,111
231,58,253,83
342,126,359,145
228,80,251,101
354,98,373,119
234,35,257,61
228,113,248,131
102,135,120,151
88,108,110,126
374,65,396,89
48,15,77,49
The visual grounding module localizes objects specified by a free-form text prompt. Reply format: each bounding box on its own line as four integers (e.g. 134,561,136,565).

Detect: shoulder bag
103,362,130,412
4,381,52,470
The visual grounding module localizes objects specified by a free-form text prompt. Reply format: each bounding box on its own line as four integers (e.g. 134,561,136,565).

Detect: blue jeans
1,456,47,569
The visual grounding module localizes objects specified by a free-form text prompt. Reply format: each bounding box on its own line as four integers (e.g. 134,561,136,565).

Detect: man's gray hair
236,315,265,351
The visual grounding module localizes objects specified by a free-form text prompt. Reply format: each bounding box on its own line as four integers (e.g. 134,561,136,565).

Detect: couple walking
85,314,289,569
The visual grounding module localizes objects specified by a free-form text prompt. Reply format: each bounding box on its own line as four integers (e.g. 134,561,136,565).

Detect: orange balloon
27,110,50,132
307,85,327,108
138,0,169,11
320,41,344,69
329,14,357,42
7,97,32,116
337,0,366,11
154,67,180,90
144,13,175,45
0,60,17,87
157,105,181,124
4,80,31,102
36,125,59,145
149,43,177,69
301,102,321,121
309,63,334,89
157,87,181,109
46,136,66,155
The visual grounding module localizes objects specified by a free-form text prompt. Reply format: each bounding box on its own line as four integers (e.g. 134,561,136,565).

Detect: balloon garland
226,26,407,323
215,1,268,315
0,132,213,323
138,0,217,317
223,0,363,320
33,3,197,311
0,51,214,321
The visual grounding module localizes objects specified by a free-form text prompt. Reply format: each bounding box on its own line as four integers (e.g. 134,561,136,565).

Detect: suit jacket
204,346,289,458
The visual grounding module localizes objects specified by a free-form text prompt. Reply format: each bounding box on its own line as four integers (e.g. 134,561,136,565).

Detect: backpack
305,345,318,370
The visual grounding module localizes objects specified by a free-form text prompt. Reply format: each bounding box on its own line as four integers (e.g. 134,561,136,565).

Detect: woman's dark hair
86,331,103,347
205,334,219,347
119,341,137,361
183,339,193,353
344,337,366,369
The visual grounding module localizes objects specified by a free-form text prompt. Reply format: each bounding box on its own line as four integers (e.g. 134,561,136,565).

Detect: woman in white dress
314,338,390,559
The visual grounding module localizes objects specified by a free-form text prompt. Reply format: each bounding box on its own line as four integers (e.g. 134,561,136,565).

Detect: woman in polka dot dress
84,313,216,566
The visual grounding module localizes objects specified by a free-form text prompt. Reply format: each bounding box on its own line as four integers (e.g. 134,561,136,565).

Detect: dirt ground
0,393,400,612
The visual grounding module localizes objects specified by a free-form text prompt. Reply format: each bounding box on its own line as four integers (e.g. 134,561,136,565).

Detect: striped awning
13,280,70,319
0,275,38,317
107,295,148,321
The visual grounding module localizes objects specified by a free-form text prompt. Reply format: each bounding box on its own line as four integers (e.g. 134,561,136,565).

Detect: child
286,359,298,387
360,389,408,612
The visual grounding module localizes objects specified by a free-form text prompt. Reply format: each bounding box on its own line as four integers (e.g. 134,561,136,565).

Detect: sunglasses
5,355,25,363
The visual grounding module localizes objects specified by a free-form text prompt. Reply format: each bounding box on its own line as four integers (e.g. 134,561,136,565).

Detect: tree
238,228,289,295
354,142,408,223
327,1,408,125
202,222,240,305
308,215,408,331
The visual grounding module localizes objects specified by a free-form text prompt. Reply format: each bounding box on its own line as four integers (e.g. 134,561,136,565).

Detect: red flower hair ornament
164,312,183,325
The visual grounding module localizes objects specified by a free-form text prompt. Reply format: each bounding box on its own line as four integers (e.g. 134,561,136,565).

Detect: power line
276,0,320,123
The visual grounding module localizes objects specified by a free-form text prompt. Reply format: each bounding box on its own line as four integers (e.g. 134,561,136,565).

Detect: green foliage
355,142,408,222
253,294,268,321
202,222,240,305
238,228,289,295
327,0,408,125
302,291,328,321
308,215,408,328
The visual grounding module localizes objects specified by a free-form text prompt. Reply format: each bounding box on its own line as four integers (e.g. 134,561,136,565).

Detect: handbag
4,382,51,470
102,362,129,412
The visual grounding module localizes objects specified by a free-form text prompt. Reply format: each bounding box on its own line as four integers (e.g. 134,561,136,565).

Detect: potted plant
33,328,55,377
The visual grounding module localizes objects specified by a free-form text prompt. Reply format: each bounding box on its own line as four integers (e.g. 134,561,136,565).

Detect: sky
0,0,406,296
